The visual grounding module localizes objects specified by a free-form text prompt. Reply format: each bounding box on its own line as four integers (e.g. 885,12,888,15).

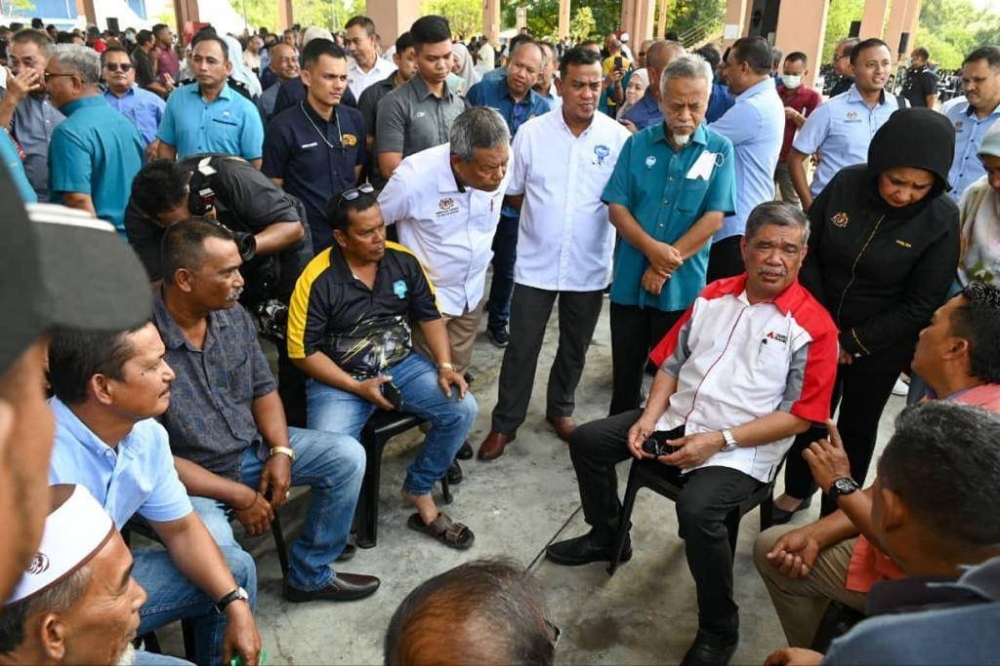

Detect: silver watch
721,429,739,452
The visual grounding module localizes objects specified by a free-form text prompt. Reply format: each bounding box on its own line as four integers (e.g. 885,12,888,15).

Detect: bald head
646,40,687,100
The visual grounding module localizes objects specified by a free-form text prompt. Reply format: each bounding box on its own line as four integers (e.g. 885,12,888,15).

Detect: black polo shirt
263,101,366,253
287,241,440,378
901,66,938,108
124,153,310,302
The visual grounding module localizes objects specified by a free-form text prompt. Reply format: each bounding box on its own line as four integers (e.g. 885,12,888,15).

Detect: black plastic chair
355,410,452,549
607,458,778,575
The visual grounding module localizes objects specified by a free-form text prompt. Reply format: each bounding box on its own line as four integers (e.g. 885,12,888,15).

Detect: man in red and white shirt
546,201,839,665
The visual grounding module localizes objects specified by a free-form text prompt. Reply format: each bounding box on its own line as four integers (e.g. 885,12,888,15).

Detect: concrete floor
159,294,904,665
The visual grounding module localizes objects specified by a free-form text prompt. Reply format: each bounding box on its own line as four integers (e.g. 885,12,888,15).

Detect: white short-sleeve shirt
508,110,631,291
347,56,397,101
378,143,508,316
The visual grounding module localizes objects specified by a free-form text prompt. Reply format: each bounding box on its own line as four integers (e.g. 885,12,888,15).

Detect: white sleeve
506,127,529,196
377,162,411,226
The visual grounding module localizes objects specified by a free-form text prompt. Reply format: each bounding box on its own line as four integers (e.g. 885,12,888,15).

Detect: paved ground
157,294,904,665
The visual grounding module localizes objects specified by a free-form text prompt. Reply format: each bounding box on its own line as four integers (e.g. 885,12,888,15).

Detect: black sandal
407,512,475,549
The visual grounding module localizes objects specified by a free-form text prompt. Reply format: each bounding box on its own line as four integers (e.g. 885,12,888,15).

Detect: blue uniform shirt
793,85,901,197
622,89,662,131
263,101,367,252
48,95,144,235
709,77,785,240
103,84,166,147
48,398,193,529
158,82,264,161
946,101,1000,201
603,122,737,312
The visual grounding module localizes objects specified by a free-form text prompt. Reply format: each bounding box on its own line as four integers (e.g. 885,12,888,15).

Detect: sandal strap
430,513,470,544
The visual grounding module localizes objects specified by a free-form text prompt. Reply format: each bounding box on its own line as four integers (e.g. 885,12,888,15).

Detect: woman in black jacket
774,108,961,518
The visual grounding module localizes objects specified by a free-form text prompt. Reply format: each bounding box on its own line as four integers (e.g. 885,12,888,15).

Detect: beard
115,643,137,666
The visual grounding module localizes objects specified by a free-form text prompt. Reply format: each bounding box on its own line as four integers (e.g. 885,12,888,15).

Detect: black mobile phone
381,381,402,409
614,56,623,70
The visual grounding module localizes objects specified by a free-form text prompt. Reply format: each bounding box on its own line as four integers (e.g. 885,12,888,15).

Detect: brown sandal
407,512,475,549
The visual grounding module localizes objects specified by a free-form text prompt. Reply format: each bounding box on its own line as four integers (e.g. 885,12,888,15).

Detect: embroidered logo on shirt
415,111,427,119
594,144,610,165
439,198,454,209
831,212,850,228
846,111,858,119
645,155,657,168
342,133,358,147
393,280,408,299
765,331,788,344
954,120,963,130
436,198,460,217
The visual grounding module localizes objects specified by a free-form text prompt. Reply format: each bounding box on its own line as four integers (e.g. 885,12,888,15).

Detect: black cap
0,164,152,375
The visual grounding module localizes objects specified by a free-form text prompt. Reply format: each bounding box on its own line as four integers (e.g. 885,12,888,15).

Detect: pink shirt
844,383,1000,592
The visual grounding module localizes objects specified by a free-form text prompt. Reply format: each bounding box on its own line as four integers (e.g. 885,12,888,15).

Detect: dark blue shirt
706,82,735,123
465,75,552,138
273,78,358,118
621,89,662,130
263,101,366,252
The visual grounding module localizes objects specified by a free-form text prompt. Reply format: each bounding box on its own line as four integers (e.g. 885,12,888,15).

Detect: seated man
385,559,555,665
764,402,1000,666
754,281,1000,648
287,187,477,549
46,324,261,665
545,201,839,665
0,485,189,666
152,219,379,602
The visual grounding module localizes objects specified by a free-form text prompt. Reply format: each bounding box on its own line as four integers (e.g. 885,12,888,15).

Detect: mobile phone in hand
381,381,402,409
614,56,623,70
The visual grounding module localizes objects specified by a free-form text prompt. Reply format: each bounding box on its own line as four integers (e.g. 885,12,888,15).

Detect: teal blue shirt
603,122,737,311
48,96,144,234
158,82,264,161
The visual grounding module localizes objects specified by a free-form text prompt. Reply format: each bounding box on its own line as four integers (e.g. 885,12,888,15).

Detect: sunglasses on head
339,183,375,202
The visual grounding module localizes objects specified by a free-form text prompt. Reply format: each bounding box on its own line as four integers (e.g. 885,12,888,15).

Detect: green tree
663,0,725,38
569,6,597,42
421,0,483,38
822,0,863,64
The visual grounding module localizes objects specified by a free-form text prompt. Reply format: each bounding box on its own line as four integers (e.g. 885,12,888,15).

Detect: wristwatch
269,446,295,462
720,429,739,453
828,477,860,501
215,586,249,614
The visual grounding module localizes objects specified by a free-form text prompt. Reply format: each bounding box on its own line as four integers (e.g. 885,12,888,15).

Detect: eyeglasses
43,71,77,83
340,183,376,202
104,62,132,72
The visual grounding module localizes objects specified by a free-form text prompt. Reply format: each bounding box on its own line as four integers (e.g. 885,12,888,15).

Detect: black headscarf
866,107,955,217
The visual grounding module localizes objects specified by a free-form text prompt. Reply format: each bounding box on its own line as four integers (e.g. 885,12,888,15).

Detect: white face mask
672,133,691,147
783,74,802,89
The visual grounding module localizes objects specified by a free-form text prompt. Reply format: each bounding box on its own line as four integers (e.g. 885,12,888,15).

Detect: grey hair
660,53,713,99
0,565,92,654
449,107,511,163
745,201,811,245
49,44,101,85
510,39,547,70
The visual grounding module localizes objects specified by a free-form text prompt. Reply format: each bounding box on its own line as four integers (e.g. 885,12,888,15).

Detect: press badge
686,151,719,180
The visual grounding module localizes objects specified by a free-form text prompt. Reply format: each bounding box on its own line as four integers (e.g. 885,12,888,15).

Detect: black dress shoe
284,573,381,602
455,441,474,460
545,531,631,566
680,629,739,666
771,495,813,525
446,460,463,484
335,543,356,562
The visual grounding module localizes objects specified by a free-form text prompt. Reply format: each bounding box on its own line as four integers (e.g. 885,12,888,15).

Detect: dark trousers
491,284,604,434
609,303,685,415
570,410,762,634
277,342,308,428
707,235,745,283
486,213,520,332
783,361,899,514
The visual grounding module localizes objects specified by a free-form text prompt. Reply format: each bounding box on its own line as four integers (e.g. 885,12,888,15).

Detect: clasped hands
643,242,683,296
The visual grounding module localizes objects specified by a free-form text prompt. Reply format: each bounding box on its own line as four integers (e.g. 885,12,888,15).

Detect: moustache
758,267,788,277
227,286,244,301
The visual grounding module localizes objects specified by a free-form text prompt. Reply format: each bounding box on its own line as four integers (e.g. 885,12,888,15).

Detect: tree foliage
917,0,1000,69
227,0,366,34
421,0,483,38
570,7,596,42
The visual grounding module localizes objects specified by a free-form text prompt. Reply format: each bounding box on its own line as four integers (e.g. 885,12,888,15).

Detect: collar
497,74,542,106
411,75,451,101
653,121,709,148
301,98,338,126
555,109,594,137
60,95,107,115
737,76,776,99
846,84,888,106
962,101,1000,118
198,82,232,102
50,397,126,458
327,244,371,283
153,289,227,352
712,273,808,316
436,148,466,193
104,84,137,99
865,557,1000,616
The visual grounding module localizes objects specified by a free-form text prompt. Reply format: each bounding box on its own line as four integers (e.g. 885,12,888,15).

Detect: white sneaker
891,376,910,396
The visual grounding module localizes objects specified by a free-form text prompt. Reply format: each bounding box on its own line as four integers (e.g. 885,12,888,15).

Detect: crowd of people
0,9,997,666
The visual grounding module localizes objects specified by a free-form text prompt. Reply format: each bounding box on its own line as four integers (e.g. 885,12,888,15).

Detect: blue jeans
134,544,256,666
134,650,194,665
487,213,520,332
191,427,365,592
307,352,478,495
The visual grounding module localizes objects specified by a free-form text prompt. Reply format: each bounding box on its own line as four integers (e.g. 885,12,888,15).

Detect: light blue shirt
709,77,785,240
103,84,166,147
48,397,193,529
946,101,1000,202
158,82,264,161
0,128,37,203
793,85,901,197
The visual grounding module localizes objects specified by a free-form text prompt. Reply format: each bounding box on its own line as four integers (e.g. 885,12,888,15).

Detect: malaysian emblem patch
439,198,454,209
831,212,849,228
342,133,358,147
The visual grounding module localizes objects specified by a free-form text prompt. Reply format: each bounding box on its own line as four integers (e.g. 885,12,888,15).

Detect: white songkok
5,485,114,605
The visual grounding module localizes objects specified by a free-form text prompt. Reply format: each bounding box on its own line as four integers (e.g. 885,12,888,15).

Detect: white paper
686,152,717,180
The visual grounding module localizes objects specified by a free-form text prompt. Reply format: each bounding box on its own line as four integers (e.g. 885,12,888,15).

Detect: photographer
124,155,313,424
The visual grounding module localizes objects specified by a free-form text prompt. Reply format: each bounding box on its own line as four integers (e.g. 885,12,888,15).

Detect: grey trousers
775,161,801,206
491,283,604,434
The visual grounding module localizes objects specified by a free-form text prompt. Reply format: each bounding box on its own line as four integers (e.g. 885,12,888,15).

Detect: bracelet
235,491,258,511
269,446,296,462
439,362,455,372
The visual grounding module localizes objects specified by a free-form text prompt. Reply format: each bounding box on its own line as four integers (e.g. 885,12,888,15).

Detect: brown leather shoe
546,416,577,443
477,431,515,461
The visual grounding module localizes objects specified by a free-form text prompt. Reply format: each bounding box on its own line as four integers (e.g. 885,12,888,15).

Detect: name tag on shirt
301,142,318,149
686,152,717,180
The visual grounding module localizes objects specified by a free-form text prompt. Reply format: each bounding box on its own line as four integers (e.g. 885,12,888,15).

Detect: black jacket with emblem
799,108,961,371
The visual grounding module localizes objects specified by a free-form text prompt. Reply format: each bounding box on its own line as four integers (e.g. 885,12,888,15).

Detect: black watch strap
828,477,860,501
215,587,248,614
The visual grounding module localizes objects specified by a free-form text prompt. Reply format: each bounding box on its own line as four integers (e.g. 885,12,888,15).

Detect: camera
642,432,677,457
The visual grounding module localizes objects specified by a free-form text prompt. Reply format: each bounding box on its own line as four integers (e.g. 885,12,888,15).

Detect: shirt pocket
677,178,711,215
209,116,241,148
224,351,253,403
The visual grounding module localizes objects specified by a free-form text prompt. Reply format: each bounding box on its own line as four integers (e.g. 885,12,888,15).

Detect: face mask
783,75,802,89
